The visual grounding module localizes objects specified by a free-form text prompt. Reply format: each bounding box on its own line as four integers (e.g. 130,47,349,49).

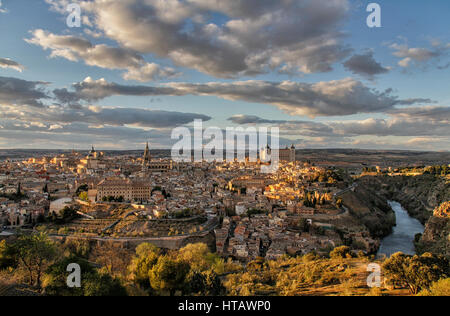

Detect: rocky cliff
340,183,395,239
357,175,449,257
357,175,450,224
417,202,449,258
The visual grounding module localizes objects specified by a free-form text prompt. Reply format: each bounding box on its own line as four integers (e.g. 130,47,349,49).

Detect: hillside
358,175,450,224
340,184,395,239
417,202,450,258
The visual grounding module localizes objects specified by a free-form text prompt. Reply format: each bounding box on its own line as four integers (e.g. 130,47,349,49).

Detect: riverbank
357,175,449,257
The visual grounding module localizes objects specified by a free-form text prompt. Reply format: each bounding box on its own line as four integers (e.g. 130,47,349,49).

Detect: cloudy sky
0,0,449,150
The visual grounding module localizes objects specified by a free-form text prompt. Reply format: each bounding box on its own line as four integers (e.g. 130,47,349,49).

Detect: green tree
9,233,58,288
128,243,161,289
44,256,126,296
149,255,190,296
177,243,220,272
76,184,89,195
79,191,90,202
63,238,91,259
0,240,16,269
186,269,225,296
61,206,78,220
383,252,449,295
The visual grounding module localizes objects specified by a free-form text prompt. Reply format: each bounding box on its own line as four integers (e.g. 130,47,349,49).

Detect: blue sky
0,0,449,150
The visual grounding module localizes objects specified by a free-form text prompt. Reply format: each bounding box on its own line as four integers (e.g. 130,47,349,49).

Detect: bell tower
143,142,151,166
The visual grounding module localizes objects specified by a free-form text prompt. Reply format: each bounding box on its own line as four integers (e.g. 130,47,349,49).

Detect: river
378,201,425,257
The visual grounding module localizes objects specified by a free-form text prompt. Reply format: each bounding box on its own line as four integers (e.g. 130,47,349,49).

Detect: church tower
143,142,151,166
290,144,296,162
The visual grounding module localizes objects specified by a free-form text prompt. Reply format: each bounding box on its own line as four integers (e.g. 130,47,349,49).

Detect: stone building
96,178,152,202
142,142,173,172
261,145,296,162
77,146,105,174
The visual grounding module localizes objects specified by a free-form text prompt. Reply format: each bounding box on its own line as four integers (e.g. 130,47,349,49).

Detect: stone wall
50,230,216,252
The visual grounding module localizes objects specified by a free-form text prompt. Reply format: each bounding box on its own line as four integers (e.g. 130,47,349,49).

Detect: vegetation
75,184,89,195
0,184,26,202
48,206,80,224
102,196,125,203
78,191,90,202
418,278,450,296
0,240,16,269
1,235,448,296
312,169,343,184
382,252,449,295
330,246,352,259
128,243,226,296
4,233,58,288
43,256,126,296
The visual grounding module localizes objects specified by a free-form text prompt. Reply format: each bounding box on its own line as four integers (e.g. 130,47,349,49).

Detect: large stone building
142,142,173,172
77,146,105,174
96,178,152,202
261,145,296,162
229,175,267,191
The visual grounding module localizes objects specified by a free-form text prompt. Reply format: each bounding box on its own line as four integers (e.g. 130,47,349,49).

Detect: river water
378,201,425,257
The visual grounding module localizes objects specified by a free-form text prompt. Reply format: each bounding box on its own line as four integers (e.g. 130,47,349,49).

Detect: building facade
261,145,296,162
96,178,152,202
142,142,173,172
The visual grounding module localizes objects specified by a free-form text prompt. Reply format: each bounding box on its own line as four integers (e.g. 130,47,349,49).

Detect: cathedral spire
143,142,150,165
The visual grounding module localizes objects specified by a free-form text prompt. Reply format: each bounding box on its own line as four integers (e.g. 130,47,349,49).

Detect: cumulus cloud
0,102,211,129
44,0,352,78
228,114,334,137
0,76,49,107
55,77,430,117
171,79,405,117
331,118,449,137
228,107,450,138
26,30,179,82
0,100,211,149
0,120,176,149
387,106,450,121
0,74,212,148
390,40,450,69
53,77,179,104
343,52,389,79
0,58,25,72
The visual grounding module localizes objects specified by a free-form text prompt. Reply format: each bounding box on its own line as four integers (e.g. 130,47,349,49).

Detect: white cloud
0,58,25,72
390,40,450,69
0,0,7,13
52,77,434,117
26,30,179,82
229,108,450,138
44,0,352,78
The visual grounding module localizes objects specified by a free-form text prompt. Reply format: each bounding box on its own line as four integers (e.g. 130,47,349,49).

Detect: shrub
418,278,450,296
330,246,352,259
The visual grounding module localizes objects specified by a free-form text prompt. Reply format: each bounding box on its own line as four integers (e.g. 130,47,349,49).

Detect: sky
0,0,449,151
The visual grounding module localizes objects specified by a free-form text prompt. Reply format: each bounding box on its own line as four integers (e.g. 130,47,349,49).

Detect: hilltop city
1,144,448,260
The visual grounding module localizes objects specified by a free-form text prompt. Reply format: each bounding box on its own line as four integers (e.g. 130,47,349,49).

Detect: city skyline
0,0,449,151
